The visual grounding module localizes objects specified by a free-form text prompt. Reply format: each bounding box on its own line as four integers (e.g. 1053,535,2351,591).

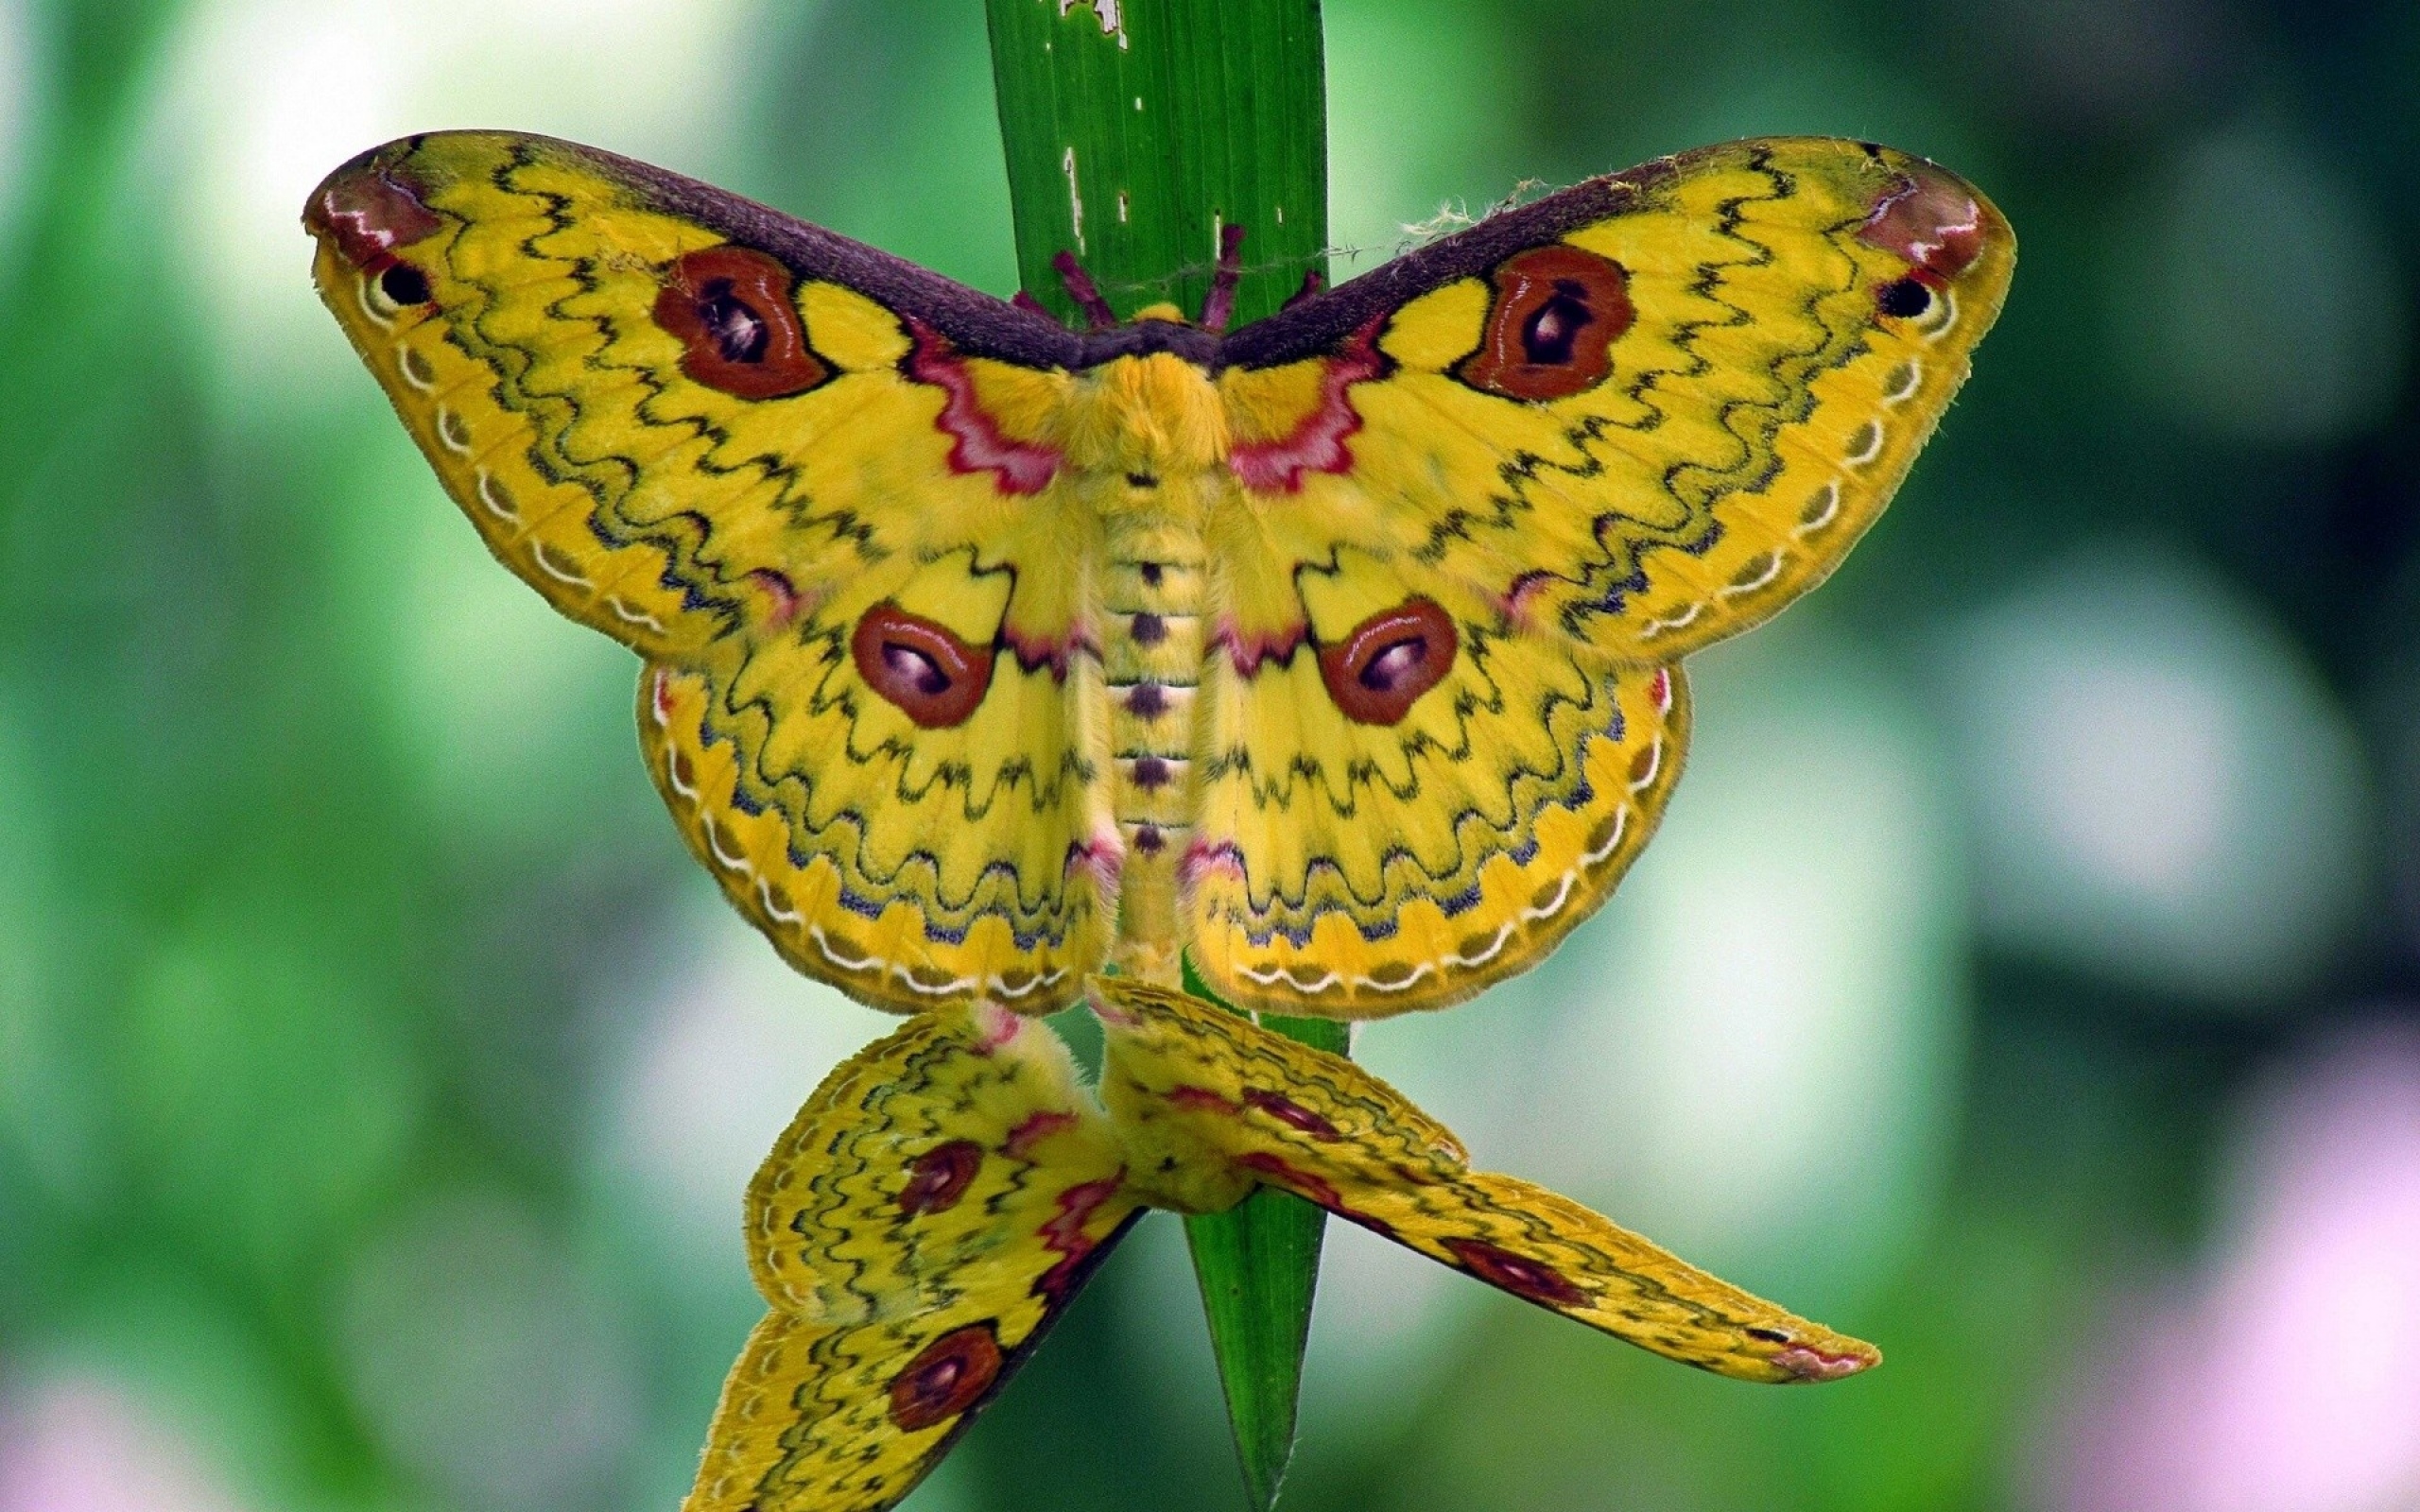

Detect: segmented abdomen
1099,519,1205,955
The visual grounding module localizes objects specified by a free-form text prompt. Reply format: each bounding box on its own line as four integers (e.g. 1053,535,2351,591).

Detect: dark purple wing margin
401,132,1726,375
1210,158,1679,371
435,131,1091,369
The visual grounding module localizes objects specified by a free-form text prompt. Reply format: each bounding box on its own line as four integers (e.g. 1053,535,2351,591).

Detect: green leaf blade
986,5,1330,1502
1179,995,1348,1511
985,0,1326,328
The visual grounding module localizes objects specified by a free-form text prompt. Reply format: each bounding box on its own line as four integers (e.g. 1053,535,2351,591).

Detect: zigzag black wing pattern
1183,138,2010,1015
307,130,1120,1013
686,1003,1143,1512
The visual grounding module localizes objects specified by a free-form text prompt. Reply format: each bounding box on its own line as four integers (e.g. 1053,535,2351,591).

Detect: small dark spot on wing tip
1876,277,1930,318
1744,1326,1790,1343
380,263,432,305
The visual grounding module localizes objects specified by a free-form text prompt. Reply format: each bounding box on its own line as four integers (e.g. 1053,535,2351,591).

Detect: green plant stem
984,5,1331,1506
1179,960,1348,1512
985,0,1326,328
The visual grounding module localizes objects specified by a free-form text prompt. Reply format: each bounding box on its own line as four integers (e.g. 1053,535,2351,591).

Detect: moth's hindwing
1095,977,1877,1383
688,1005,1142,1512
1183,525,1691,1015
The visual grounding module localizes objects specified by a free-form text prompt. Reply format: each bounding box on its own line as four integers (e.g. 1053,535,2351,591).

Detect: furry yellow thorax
1057,352,1228,479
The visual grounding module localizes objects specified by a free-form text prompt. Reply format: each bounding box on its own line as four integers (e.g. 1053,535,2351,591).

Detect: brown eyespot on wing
1182,524,1690,1017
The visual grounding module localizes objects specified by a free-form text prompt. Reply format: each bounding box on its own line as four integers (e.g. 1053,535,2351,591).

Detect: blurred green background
6,1,2420,1509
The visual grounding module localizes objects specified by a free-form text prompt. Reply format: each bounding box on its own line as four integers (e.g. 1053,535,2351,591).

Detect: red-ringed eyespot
653,246,829,400
1317,598,1458,725
853,603,994,728
1457,244,1633,401
888,1322,1004,1431
898,1140,983,1216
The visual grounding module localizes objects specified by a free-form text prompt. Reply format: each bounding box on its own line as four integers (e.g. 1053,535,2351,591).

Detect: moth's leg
1199,223,1248,332
1051,249,1117,331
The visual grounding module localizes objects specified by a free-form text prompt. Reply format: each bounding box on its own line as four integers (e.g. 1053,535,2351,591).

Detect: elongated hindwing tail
1095,977,1877,1383
688,1004,1144,1512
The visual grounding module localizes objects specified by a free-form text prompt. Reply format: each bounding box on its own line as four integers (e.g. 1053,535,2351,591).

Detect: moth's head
1129,301,1190,326
1061,352,1227,481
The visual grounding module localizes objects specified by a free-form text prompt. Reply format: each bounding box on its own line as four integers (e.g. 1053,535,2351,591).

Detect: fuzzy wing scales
1095,977,1876,1383
686,1005,1144,1512
1227,137,2013,666
306,131,1115,1014
1180,528,1689,1016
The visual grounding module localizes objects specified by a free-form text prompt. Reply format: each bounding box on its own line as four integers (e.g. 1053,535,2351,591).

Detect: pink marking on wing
1500,571,1557,627
905,318,1062,495
1032,1174,1125,1306
1228,315,1387,493
1771,1345,1876,1382
1002,620,1100,679
1235,1152,1347,1211
1858,169,1985,289
1063,828,1125,894
1167,1085,1240,1115
1210,616,1308,677
1446,1237,1590,1309
307,160,441,274
971,1002,1025,1054
649,668,677,726
748,569,803,632
1648,667,1672,714
1179,838,1246,889
1005,1109,1079,1159
1244,1090,1343,1142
